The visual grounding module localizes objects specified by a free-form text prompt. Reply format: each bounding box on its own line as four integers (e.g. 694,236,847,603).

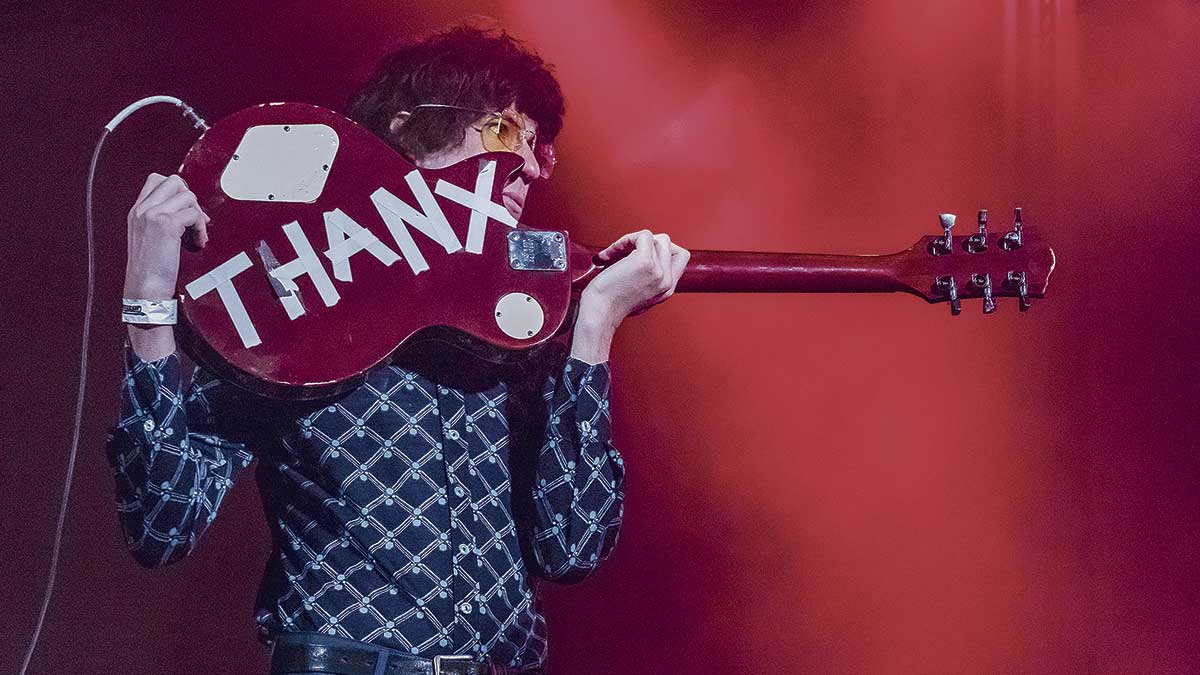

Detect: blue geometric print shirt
106,341,624,671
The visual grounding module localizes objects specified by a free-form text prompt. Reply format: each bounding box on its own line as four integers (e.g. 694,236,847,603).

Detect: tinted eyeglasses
408,104,556,179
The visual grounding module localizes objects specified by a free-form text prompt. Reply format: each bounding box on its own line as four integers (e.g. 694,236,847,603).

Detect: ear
388,111,411,136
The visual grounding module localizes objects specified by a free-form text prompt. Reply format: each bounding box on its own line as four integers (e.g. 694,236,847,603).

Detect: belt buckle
433,654,475,675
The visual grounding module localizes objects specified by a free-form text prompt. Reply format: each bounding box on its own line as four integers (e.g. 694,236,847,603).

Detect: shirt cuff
562,356,611,388
123,342,185,410
558,357,612,437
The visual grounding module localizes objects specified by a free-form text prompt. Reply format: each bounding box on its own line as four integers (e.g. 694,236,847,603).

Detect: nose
517,142,541,183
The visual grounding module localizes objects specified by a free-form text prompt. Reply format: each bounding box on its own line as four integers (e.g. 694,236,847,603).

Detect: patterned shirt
106,340,624,671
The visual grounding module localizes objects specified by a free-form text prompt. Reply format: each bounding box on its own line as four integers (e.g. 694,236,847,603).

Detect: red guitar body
177,102,1055,399
179,103,583,398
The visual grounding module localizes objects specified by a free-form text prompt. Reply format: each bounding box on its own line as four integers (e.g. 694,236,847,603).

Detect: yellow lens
480,115,523,153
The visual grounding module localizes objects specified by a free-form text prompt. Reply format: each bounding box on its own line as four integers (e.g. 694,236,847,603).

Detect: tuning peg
1007,270,1031,311
1000,207,1023,250
966,209,988,253
936,275,961,315
930,214,956,255
972,273,997,314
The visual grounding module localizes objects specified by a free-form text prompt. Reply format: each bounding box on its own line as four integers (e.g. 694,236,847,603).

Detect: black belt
269,633,526,675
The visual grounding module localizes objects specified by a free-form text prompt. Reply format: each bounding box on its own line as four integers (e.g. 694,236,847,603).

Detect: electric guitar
176,102,1056,399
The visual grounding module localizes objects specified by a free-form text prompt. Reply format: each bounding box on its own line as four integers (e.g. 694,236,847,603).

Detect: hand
123,173,210,300
581,230,690,323
569,230,689,364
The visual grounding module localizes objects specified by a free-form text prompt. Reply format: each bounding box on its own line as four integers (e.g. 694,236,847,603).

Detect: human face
410,106,547,222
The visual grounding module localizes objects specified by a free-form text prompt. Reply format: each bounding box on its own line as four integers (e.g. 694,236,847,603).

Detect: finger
667,243,690,284
145,190,200,221
594,233,636,262
646,241,689,308
136,174,188,215
596,229,652,263
134,173,168,207
632,230,660,276
166,206,206,241
652,234,672,289
184,206,208,248
633,230,656,256
190,218,212,249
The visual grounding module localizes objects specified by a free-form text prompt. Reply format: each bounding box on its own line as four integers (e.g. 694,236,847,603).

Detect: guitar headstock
898,208,1055,314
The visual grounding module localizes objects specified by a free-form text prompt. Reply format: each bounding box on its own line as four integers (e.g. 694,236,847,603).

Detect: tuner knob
966,209,988,253
1007,270,1031,311
1001,207,1023,250
936,275,961,316
972,273,996,314
931,213,955,255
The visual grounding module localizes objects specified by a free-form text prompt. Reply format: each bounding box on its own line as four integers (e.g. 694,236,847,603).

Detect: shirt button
454,487,465,498
447,429,460,440
142,419,155,432
458,543,470,555
459,602,472,614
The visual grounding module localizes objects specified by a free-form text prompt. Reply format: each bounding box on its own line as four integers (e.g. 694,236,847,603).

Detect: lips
502,193,524,220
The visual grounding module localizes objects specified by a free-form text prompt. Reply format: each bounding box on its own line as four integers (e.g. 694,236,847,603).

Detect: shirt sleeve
529,356,625,584
105,344,258,568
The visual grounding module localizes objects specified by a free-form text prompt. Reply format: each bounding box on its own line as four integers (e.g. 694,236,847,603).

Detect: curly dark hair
346,24,565,162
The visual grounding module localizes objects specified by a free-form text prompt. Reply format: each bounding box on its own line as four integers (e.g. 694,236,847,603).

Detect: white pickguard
221,123,339,203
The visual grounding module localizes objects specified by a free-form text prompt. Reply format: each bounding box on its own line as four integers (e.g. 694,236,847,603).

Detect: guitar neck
676,249,909,294
574,224,1052,304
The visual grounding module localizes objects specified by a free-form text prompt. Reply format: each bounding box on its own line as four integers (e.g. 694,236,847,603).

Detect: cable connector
178,103,209,132
104,95,209,133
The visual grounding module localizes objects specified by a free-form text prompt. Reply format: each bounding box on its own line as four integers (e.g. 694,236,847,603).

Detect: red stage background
3,1,1198,673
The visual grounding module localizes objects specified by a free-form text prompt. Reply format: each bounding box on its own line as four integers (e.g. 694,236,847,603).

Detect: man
108,24,688,675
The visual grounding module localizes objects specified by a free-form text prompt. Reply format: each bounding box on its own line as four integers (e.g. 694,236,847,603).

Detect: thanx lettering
184,159,516,349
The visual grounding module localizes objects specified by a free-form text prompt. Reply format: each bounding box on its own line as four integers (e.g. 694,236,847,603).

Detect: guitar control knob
936,275,961,315
972,273,996,314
